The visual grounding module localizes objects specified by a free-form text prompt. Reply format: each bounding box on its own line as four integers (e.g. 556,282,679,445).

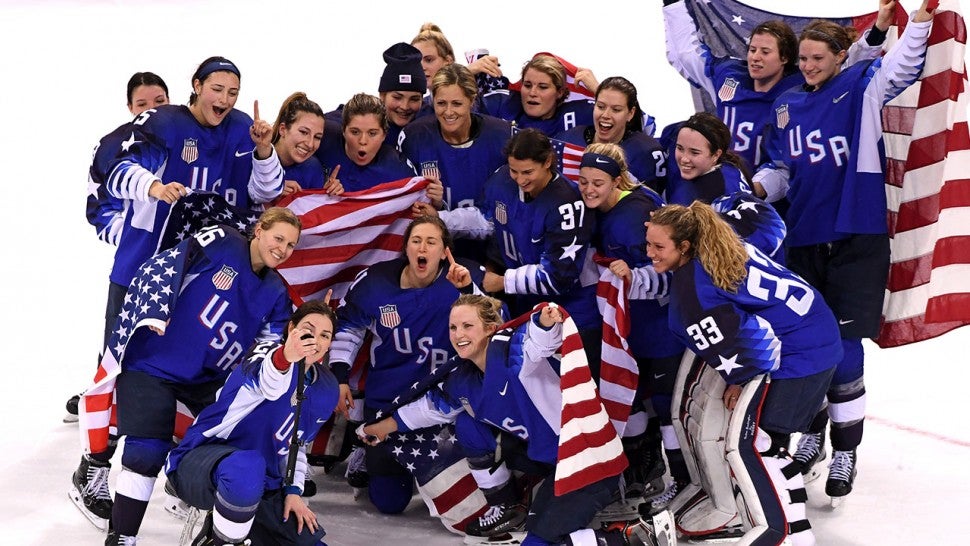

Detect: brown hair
521,55,569,106
272,92,324,145
679,112,751,181
342,92,388,133
650,202,747,291
750,21,798,73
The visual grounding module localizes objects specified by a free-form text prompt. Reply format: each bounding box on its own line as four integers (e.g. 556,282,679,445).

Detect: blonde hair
583,142,637,191
411,23,455,63
650,202,747,291
452,294,504,328
431,63,478,102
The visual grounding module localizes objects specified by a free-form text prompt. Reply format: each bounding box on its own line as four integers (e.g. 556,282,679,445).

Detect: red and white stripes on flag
509,51,596,102
593,260,639,439
878,1,970,347
273,177,430,305
553,305,628,496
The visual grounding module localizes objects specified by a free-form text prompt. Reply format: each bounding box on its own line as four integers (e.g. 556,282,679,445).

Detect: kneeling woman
646,202,842,546
166,300,339,546
363,295,638,546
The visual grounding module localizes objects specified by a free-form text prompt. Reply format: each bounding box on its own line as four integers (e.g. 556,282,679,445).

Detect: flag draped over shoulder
879,1,970,347
273,177,430,305
592,256,639,439
155,192,260,253
686,1,970,346
78,242,192,454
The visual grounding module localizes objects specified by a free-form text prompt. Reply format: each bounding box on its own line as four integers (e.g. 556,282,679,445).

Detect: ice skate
190,510,252,546
104,530,137,545
645,478,687,515
344,445,368,498
602,514,678,546
792,432,827,484
64,393,80,423
826,449,857,507
466,504,527,538
163,479,191,521
69,454,112,531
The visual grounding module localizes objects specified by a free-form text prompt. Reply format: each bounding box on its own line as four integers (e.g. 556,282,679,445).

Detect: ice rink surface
1,1,967,544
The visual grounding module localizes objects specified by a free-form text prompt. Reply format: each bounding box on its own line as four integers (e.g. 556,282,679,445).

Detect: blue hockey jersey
87,122,132,245
479,90,595,137
482,168,600,329
105,104,283,286
668,244,842,383
595,187,684,358
166,342,339,493
397,113,512,210
313,135,416,193
121,225,293,384
329,257,485,415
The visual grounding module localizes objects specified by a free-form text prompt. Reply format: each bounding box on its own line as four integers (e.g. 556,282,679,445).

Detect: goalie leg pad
669,352,738,533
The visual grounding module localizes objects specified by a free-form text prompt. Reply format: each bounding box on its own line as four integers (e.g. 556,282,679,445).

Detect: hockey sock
212,490,256,543
828,340,866,451
111,468,156,536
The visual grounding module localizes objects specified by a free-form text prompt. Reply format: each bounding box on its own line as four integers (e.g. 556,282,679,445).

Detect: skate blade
829,495,846,508
63,413,79,424
590,497,645,527
164,494,191,521
463,531,526,545
68,488,108,532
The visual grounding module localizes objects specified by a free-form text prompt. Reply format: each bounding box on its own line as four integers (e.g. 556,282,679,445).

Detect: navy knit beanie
378,42,427,93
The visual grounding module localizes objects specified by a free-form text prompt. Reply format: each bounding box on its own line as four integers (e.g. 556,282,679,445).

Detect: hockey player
82,207,299,545
754,0,935,502
556,77,667,193
313,93,417,193
397,63,512,213
327,216,489,531
66,71,171,422
666,112,752,207
478,53,598,137
417,129,602,365
165,300,339,546
74,57,288,529
662,0,895,175
576,144,688,502
268,92,342,197
647,202,842,546
362,295,648,546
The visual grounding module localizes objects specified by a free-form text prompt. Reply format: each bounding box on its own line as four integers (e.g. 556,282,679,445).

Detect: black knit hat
378,42,427,93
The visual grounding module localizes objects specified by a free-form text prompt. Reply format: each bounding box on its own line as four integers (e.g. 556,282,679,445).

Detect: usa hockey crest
211,265,238,290
181,138,199,164
775,104,789,129
718,78,739,102
420,160,440,180
379,304,401,329
495,202,508,225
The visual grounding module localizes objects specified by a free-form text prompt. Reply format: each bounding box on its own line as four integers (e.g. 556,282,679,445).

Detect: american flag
384,424,488,534
550,135,585,183
273,177,430,305
878,1,970,347
550,305,628,496
156,192,259,254
684,0,970,346
78,238,193,454
592,257,639,439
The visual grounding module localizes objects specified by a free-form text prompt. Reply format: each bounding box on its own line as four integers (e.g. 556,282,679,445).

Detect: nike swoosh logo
595,157,610,164
234,150,251,157
530,237,543,243
499,382,509,396
833,91,850,104
653,373,665,379
838,319,854,325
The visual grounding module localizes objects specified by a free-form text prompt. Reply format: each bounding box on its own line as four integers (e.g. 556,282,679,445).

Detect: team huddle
67,1,938,545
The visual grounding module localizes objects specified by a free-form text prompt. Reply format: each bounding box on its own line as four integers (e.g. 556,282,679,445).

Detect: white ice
0,1,967,544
